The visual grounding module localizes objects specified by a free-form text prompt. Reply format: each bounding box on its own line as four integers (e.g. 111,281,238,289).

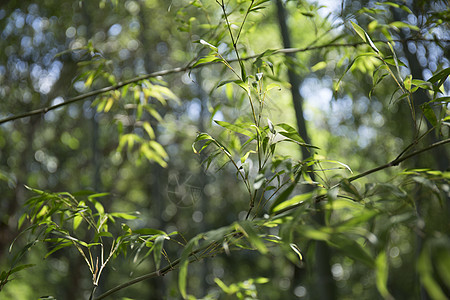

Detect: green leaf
340,178,361,200
404,74,412,92
323,160,353,173
330,234,375,267
179,236,200,299
350,21,367,42
149,141,168,159
143,122,155,139
215,120,254,137
428,68,450,90
376,1,412,13
241,150,255,164
8,264,35,276
421,103,438,127
269,172,302,214
133,228,166,235
233,80,250,94
192,54,221,67
387,42,402,79
73,214,83,231
418,246,448,300
94,200,105,214
153,235,168,270
109,212,138,220
94,231,113,239
376,251,393,299
355,23,382,53
88,192,109,201
277,131,318,148
85,72,95,88
214,278,232,294
389,21,420,31
290,243,303,261
271,192,312,214
364,31,380,53
334,53,378,94
311,61,327,72
436,248,450,289
237,221,268,254
44,241,73,259
300,227,330,241
199,39,218,51
18,213,27,230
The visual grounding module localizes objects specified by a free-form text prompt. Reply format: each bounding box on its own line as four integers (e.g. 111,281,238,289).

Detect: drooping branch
93,137,450,299
1,38,447,126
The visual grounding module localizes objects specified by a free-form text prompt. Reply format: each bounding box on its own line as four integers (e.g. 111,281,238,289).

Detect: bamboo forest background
0,0,449,299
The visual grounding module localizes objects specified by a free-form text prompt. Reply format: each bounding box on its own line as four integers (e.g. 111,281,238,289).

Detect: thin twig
346,138,450,183
273,138,450,216
1,38,446,125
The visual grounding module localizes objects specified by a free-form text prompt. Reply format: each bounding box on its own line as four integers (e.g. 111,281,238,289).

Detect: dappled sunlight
0,1,449,299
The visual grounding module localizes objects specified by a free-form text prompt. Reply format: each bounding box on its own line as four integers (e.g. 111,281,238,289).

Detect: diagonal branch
1,38,448,126
273,137,450,215
346,137,450,182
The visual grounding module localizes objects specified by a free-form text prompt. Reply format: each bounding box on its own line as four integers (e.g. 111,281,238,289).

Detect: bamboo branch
1,38,447,125
346,138,450,182
93,137,449,298
273,138,450,215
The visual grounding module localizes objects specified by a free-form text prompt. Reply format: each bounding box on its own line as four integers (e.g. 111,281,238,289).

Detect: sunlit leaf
199,39,218,51
350,21,367,42
311,61,327,72
376,251,394,299
109,212,138,220
271,192,312,214
389,21,419,31
215,120,254,137
143,122,155,139
193,54,221,67
289,243,303,261
73,214,83,231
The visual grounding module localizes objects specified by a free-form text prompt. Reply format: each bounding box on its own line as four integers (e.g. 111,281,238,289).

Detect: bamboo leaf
44,241,73,258
421,103,438,127
73,214,83,231
350,21,367,42
193,55,221,67
270,172,302,214
153,235,168,270
199,39,218,51
271,192,312,213
109,212,138,220
237,221,268,254
215,120,254,137
290,243,303,261
389,21,420,31
311,61,327,72
417,246,448,299
179,236,200,299
376,251,394,299
143,122,155,139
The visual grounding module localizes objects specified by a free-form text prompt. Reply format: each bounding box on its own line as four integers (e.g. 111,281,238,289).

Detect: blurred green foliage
0,0,449,299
